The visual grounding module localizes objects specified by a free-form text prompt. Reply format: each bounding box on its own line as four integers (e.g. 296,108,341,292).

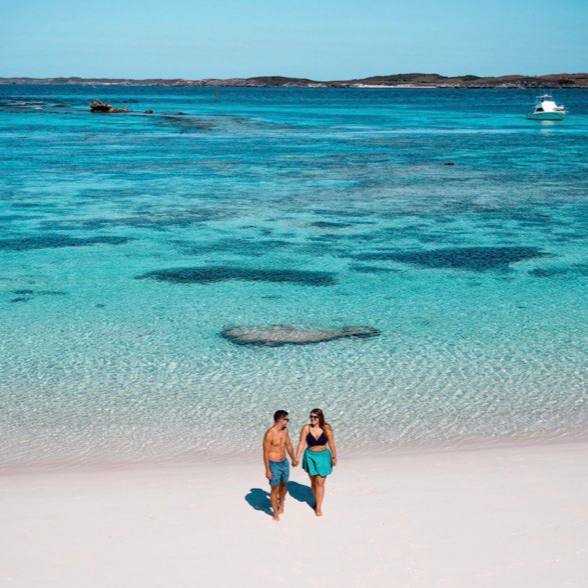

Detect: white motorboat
527,94,566,120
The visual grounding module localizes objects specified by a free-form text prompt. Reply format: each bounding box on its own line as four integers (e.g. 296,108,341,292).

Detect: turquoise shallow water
0,86,587,470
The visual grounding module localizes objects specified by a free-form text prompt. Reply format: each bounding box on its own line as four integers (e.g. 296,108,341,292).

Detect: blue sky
1,0,587,78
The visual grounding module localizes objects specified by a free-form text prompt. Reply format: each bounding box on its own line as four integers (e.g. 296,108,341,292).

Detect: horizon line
2,72,588,81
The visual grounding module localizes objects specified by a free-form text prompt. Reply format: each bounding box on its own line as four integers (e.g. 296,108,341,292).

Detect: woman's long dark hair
310,408,330,432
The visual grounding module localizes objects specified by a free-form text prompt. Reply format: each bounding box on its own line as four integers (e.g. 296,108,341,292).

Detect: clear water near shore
0,86,587,470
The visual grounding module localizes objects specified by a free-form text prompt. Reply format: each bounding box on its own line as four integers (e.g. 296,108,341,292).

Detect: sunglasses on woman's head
310,415,318,419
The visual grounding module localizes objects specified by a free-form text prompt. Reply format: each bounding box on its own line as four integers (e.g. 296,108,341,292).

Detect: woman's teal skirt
303,448,333,477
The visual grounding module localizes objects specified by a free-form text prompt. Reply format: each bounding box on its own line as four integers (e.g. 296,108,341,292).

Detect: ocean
0,85,586,470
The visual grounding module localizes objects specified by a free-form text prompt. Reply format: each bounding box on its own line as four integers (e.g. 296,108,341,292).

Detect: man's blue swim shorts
268,458,290,487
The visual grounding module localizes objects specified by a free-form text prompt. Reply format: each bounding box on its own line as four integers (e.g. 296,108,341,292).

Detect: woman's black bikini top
306,428,328,447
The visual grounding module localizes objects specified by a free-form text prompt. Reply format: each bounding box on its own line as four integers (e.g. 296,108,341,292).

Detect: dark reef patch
529,268,560,278
0,234,130,251
345,233,380,243
311,221,353,229
37,210,226,232
528,264,588,279
136,266,337,286
354,246,546,271
37,221,86,232
221,325,380,347
552,231,587,243
416,233,456,244
0,214,40,222
312,209,373,218
11,202,49,209
434,217,455,225
75,209,226,230
349,264,399,274
175,238,290,257
7,288,68,303
308,234,345,241
297,243,346,256
157,115,215,132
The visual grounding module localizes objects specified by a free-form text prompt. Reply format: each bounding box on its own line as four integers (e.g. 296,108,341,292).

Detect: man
263,410,297,521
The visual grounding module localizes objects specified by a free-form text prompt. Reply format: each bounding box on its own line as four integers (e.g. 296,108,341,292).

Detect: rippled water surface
1,85,587,470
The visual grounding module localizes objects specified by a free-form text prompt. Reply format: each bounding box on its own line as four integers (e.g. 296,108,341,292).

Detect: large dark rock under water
355,246,546,271
221,325,380,347
136,266,337,286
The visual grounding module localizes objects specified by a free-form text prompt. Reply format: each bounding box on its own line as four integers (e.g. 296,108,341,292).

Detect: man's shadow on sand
244,488,272,516
245,482,314,517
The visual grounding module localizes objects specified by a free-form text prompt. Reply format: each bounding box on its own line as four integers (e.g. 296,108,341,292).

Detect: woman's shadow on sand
287,481,314,509
245,482,314,517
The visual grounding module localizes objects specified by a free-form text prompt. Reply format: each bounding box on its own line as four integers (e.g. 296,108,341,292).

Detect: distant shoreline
1,72,588,88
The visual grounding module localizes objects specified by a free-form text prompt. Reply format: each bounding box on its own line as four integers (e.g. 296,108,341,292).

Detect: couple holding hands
263,408,337,521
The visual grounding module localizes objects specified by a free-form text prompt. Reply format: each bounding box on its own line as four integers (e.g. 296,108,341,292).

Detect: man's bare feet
315,509,323,517
272,513,280,522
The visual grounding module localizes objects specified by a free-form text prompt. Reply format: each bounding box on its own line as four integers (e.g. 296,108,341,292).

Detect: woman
295,408,337,516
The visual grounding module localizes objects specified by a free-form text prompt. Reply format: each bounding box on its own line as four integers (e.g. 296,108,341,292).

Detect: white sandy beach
2,441,587,587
